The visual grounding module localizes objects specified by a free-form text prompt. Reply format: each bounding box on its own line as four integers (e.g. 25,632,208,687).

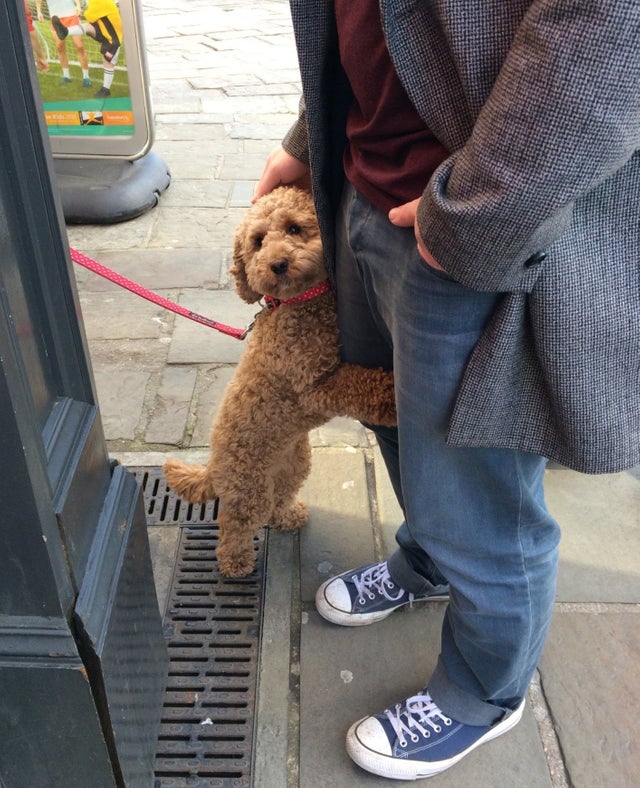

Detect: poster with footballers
25,0,152,158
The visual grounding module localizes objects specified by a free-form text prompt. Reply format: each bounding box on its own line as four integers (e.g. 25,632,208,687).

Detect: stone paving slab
145,366,198,445
67,209,158,251
373,444,404,557
83,336,169,371
74,248,224,290
154,121,229,142
158,178,234,208
78,290,165,340
310,417,373,449
189,364,236,446
167,290,255,363
539,610,640,788
299,447,378,603
145,205,246,248
544,467,640,603
300,609,552,787
253,530,296,788
93,369,150,441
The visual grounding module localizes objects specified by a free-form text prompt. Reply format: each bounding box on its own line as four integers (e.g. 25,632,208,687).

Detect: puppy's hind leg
216,509,262,577
163,459,217,504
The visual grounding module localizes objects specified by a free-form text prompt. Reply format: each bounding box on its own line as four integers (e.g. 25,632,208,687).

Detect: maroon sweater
335,0,449,214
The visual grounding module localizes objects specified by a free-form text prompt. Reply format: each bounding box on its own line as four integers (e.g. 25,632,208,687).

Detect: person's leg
334,183,449,591
100,49,119,91
53,17,120,97
54,35,69,73
315,184,449,627
327,183,560,776
29,29,49,71
70,34,88,71
334,187,402,503
342,182,559,709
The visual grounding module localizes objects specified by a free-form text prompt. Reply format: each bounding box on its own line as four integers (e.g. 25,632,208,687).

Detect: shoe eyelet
358,596,366,605
367,592,375,600
410,734,419,743
399,738,407,748
433,725,441,733
444,717,452,726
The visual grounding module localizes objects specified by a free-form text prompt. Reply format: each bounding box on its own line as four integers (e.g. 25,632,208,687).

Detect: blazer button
524,251,547,268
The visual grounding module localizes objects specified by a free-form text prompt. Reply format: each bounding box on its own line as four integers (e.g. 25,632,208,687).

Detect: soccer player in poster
24,2,49,72
51,0,122,98
36,0,91,85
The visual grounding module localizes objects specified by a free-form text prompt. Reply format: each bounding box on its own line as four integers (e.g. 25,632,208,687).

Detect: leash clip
240,319,256,340
240,306,265,340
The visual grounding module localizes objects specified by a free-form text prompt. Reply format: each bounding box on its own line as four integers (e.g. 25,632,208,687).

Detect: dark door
0,3,167,785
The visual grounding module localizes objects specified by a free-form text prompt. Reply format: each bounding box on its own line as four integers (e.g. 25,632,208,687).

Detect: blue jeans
336,183,560,726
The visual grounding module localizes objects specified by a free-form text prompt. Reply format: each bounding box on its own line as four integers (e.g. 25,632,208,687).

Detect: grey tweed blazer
284,0,640,474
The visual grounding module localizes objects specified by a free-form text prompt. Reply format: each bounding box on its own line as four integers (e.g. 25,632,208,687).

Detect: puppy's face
231,187,326,303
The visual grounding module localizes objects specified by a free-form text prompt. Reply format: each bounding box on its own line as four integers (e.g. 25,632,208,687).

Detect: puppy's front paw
271,500,308,532
366,371,397,426
372,397,397,427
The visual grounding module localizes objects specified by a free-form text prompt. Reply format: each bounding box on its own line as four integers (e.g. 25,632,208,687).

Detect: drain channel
130,467,265,787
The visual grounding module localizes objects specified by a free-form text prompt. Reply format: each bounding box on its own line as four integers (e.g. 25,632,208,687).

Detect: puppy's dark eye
287,224,301,235
253,234,264,249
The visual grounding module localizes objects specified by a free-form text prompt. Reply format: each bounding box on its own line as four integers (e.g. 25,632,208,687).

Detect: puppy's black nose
271,260,289,275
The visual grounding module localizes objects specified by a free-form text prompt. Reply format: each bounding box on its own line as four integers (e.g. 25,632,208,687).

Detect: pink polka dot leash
69,247,331,340
70,246,252,339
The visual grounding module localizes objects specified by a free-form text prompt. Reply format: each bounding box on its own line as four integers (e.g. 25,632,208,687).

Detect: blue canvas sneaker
315,560,449,626
346,691,526,780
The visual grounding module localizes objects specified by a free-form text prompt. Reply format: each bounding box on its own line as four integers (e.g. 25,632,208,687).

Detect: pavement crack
529,669,572,788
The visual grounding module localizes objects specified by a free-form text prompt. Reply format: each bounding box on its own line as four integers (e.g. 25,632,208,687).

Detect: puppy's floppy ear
230,231,263,304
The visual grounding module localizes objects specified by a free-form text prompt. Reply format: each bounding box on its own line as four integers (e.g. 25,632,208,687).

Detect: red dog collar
263,279,331,310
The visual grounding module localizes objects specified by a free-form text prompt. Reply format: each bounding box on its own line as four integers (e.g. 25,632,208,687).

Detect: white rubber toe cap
348,716,392,757
320,578,351,611
315,578,353,624
347,716,403,778
315,576,395,626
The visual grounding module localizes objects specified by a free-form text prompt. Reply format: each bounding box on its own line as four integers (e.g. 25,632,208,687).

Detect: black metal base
54,150,171,225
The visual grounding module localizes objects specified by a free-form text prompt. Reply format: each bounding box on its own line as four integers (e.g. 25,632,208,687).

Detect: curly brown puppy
163,187,395,577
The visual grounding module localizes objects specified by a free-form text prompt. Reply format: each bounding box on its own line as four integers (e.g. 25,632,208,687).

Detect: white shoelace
384,693,453,747
352,562,410,605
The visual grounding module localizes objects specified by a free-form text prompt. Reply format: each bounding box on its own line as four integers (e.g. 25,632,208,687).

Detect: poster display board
24,0,153,159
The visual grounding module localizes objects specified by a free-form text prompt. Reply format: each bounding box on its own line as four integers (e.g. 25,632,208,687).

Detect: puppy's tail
163,459,217,504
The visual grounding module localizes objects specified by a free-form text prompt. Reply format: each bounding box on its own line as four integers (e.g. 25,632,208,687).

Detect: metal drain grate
133,466,221,526
130,467,265,788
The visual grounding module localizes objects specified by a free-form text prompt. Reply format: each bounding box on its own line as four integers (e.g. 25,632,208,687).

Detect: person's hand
253,147,311,201
389,198,446,271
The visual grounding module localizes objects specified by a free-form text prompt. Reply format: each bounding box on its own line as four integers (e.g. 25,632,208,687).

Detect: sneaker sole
315,596,397,626
346,698,525,780
315,584,449,627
